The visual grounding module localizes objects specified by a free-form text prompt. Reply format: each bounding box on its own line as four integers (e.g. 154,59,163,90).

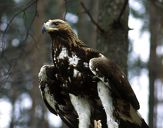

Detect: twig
80,1,105,33
0,0,39,85
117,0,128,22
63,0,68,20
1,0,38,53
22,0,38,48
151,0,163,10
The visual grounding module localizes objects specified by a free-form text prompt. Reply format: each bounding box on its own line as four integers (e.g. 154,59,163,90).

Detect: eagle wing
89,54,140,110
38,65,78,128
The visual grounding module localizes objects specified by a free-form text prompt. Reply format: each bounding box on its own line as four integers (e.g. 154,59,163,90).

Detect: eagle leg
97,81,118,128
69,94,91,128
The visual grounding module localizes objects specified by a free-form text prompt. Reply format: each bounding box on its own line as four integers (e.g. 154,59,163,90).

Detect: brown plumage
38,19,149,128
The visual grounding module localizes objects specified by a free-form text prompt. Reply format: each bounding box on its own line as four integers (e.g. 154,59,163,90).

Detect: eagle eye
52,22,59,26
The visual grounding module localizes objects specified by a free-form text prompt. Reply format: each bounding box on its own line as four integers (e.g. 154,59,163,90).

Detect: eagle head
42,19,85,47
42,19,73,35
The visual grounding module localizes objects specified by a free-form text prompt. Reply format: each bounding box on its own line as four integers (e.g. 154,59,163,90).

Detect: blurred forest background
0,0,163,128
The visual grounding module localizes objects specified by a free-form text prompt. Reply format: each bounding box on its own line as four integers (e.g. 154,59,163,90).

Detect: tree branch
63,0,68,20
0,0,39,85
80,1,105,33
1,0,38,53
150,0,163,10
117,0,128,22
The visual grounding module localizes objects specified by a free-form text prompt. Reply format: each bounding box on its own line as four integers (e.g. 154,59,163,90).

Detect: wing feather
89,54,140,110
38,65,78,128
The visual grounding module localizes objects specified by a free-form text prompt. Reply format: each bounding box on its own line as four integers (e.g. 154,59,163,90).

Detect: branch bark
1,0,38,52
96,0,129,74
80,1,105,33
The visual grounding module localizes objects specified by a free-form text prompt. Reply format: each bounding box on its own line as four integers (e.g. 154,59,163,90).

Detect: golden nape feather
38,19,149,128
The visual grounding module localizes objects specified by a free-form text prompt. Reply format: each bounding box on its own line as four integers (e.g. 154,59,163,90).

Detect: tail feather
117,101,149,128
141,119,149,128
119,119,149,128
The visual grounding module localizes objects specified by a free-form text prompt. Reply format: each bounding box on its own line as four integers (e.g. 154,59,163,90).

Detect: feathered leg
97,81,118,128
69,94,91,128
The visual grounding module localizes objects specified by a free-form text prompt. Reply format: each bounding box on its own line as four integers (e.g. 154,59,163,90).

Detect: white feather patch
97,81,118,128
73,69,81,78
57,47,80,67
83,62,89,67
69,94,91,128
89,59,96,75
69,54,80,66
44,84,57,111
38,65,48,82
58,47,68,59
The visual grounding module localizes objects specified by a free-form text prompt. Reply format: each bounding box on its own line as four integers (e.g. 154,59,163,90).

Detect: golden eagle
38,19,149,128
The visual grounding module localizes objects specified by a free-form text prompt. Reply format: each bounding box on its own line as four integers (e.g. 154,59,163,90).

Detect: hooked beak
41,21,58,34
42,24,46,34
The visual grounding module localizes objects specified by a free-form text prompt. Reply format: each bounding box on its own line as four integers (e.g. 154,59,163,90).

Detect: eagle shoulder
89,54,140,110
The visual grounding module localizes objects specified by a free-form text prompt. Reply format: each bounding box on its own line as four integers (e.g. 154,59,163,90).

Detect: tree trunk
97,0,129,74
148,1,163,128
148,3,157,128
77,0,98,49
29,0,48,127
